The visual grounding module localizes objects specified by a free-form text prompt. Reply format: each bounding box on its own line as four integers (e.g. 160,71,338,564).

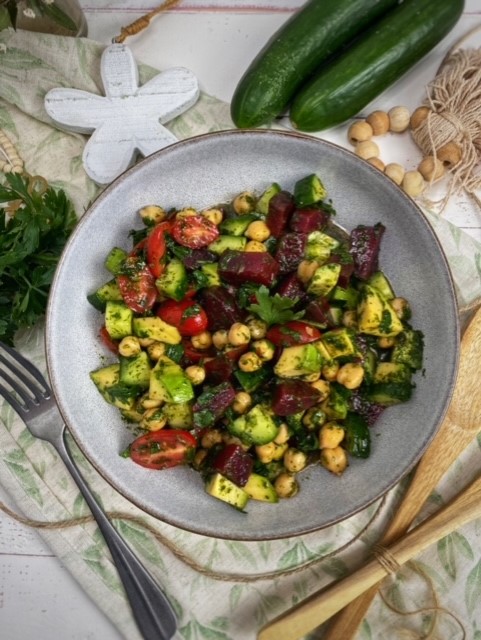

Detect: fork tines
0,342,51,414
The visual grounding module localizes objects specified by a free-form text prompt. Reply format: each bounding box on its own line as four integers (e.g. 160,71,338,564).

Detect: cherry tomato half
99,326,119,354
157,299,208,336
266,320,322,347
146,221,172,278
171,214,219,249
129,429,197,470
117,256,157,314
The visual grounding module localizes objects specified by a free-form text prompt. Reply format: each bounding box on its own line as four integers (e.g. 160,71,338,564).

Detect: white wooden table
1,2,481,638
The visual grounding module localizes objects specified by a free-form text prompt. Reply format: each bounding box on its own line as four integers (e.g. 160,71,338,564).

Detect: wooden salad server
257,466,481,640
258,304,481,640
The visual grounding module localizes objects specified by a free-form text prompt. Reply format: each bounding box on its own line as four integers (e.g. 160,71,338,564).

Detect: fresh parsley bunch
0,172,77,344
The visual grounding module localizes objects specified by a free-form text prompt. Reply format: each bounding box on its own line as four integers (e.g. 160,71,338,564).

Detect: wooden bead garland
347,105,448,199
0,129,24,175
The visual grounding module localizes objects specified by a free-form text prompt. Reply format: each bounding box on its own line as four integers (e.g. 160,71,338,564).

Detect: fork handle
56,426,177,640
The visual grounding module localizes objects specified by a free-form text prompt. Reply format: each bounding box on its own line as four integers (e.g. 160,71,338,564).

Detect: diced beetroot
272,380,321,416
274,232,307,275
289,207,329,234
266,191,296,238
218,250,279,286
211,444,253,487
181,339,215,365
193,381,236,428
349,223,385,280
276,273,308,303
267,320,321,347
304,298,331,325
203,355,235,384
199,286,245,331
183,248,217,270
224,344,249,362
349,391,386,427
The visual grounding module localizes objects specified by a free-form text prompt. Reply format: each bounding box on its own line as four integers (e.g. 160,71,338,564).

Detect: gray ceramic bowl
46,130,459,540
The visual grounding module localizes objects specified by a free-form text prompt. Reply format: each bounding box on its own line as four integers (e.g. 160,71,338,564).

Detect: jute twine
112,0,182,44
411,25,481,210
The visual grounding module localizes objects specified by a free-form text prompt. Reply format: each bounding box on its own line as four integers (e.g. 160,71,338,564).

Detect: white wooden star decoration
44,44,199,184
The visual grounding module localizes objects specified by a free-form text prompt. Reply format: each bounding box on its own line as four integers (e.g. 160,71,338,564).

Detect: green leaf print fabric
1,28,481,640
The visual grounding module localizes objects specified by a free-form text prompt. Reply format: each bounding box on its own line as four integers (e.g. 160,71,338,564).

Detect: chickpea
147,341,166,360
310,379,330,401
212,329,228,350
256,441,287,463
232,191,256,214
191,331,212,350
322,361,340,381
138,204,166,225
342,310,358,329
252,339,275,361
321,446,348,475
223,433,250,450
274,423,290,445
175,207,197,218
238,351,263,372
138,395,162,410
232,391,252,414
274,473,299,499
246,317,267,339
284,448,308,473
245,220,271,242
140,408,167,432
378,336,397,349
228,322,251,346
138,337,155,347
118,335,141,357
193,449,208,469
245,240,267,252
185,365,206,385
297,259,319,284
201,428,224,449
319,422,345,449
303,406,327,430
391,296,411,321
202,207,223,225
336,362,365,390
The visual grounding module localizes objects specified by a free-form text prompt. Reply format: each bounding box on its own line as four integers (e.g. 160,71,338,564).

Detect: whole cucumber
230,0,401,129
290,0,464,132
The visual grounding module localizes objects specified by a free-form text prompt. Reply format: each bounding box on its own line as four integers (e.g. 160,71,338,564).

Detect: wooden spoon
257,469,481,640
258,304,481,640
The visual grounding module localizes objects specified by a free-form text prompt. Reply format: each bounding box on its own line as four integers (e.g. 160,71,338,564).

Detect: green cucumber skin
230,0,401,129
290,0,464,132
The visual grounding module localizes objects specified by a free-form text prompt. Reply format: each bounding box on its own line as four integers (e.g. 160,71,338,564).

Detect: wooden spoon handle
257,473,481,640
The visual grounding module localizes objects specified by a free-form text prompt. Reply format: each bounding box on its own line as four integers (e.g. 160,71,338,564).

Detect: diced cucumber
321,384,349,420
90,363,138,410
366,382,414,406
208,235,247,254
87,279,123,311
220,214,258,236
344,412,371,458
373,362,412,384
205,473,249,510
256,182,281,215
149,356,194,404
368,271,395,300
132,316,181,344
274,343,322,378
155,258,188,301
391,329,424,371
307,263,341,297
104,247,127,275
200,262,221,287
294,174,327,207
105,301,133,340
229,404,279,446
321,328,357,358
234,367,271,392
162,402,193,429
119,351,151,388
244,473,278,502
305,230,340,261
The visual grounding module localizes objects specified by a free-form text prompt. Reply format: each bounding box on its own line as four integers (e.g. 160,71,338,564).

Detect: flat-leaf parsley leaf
247,285,304,327
0,172,77,344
